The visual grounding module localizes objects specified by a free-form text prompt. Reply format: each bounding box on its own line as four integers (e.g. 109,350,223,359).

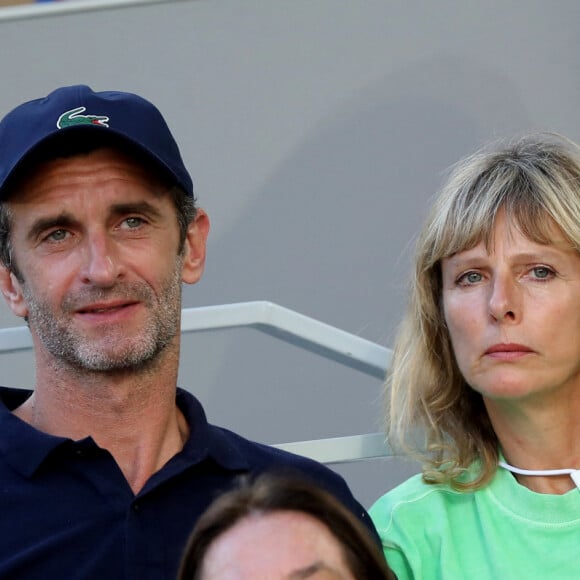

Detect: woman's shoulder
372,473,434,509
369,471,474,529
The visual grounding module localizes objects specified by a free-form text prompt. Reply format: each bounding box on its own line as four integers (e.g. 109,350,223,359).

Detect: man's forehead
7,148,171,204
0,85,195,201
4,145,172,203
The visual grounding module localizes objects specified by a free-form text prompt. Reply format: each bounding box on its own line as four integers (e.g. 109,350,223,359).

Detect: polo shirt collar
0,387,72,478
0,386,249,479
174,387,249,472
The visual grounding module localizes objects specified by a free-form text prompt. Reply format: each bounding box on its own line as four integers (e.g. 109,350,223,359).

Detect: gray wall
0,0,579,507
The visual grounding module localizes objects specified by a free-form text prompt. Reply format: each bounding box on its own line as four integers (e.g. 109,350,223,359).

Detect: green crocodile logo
57,106,109,129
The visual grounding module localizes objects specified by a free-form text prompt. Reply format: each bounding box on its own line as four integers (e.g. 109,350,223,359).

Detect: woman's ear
0,266,29,318
181,208,210,285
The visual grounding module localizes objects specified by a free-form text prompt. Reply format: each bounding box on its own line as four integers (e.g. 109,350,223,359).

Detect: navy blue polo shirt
0,386,378,579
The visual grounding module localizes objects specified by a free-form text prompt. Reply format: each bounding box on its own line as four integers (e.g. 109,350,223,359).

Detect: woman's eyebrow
287,561,344,579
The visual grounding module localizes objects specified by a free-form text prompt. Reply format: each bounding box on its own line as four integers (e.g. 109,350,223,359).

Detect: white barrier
0,0,184,22
0,301,392,463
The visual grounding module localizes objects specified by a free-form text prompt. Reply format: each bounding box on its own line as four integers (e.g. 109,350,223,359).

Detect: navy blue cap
0,85,194,199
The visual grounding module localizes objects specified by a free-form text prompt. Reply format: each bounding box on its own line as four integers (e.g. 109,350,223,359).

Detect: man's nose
79,233,124,287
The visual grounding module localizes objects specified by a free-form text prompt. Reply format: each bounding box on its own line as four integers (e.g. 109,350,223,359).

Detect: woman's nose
488,274,519,322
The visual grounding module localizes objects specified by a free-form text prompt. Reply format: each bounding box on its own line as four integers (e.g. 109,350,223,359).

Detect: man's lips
75,301,138,314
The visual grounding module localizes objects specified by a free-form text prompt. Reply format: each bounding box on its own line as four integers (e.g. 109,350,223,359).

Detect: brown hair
178,474,395,579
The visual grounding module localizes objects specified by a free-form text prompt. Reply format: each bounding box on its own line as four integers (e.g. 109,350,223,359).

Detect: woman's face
198,510,355,580
441,210,580,404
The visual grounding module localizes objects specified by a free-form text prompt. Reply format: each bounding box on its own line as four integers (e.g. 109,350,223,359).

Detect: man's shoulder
177,388,376,537
178,388,347,486
208,423,379,540
210,422,346,483
0,386,32,410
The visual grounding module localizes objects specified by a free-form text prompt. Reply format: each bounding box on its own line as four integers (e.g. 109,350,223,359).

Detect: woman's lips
485,343,534,360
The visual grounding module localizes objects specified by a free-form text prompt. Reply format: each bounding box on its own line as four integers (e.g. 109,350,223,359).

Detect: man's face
0,147,207,373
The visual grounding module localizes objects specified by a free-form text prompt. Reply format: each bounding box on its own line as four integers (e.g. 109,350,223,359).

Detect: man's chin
61,344,163,373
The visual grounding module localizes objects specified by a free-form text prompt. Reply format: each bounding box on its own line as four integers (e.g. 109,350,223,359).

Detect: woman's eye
531,266,554,280
458,271,482,285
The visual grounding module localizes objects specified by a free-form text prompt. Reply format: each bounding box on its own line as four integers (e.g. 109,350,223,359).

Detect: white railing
0,301,392,464
0,0,188,22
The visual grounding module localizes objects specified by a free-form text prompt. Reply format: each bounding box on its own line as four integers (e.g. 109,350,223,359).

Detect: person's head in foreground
387,132,580,491
178,474,395,580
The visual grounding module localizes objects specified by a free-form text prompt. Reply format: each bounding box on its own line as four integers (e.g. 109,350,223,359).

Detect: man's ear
0,266,28,318
181,208,210,284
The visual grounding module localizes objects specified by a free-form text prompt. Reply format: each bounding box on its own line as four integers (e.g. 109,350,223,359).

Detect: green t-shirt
370,466,580,579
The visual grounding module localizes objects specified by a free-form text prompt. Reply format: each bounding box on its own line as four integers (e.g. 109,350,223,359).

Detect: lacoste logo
56,106,110,129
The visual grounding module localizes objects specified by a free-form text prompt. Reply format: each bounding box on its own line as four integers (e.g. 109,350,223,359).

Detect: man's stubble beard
23,260,184,373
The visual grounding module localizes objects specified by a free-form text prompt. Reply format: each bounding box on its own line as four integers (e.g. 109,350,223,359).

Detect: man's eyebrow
108,201,164,219
27,213,77,242
287,561,343,579
25,201,165,243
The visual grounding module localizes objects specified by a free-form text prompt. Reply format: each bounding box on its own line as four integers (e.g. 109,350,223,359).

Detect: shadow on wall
182,56,532,449
189,56,531,337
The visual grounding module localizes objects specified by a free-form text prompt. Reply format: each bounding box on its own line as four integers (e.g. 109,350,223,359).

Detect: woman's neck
485,392,580,494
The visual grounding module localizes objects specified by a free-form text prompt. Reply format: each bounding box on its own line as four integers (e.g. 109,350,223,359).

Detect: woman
370,133,580,579
179,473,395,579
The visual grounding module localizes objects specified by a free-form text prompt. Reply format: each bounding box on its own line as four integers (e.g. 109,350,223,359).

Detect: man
0,85,378,579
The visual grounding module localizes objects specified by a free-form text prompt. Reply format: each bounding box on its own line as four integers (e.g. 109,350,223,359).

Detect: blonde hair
387,133,580,490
